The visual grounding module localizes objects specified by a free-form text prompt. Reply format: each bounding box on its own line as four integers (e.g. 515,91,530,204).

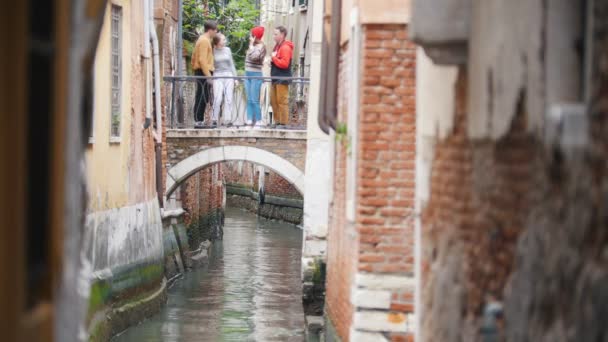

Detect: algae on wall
186,208,225,249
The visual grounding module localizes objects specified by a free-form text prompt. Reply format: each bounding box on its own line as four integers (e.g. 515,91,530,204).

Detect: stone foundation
226,185,303,225
83,198,166,341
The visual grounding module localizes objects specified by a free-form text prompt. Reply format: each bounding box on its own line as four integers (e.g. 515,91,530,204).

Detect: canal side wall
179,164,225,261
226,184,304,225
83,198,167,341
162,209,189,284
223,161,304,225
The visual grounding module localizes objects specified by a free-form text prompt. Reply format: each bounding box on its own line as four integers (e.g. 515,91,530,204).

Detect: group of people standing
191,20,294,129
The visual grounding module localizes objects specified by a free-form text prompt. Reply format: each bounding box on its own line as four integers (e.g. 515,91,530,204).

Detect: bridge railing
164,75,310,130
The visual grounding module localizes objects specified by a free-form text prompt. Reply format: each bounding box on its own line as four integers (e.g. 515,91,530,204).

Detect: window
86,61,96,144
110,5,122,139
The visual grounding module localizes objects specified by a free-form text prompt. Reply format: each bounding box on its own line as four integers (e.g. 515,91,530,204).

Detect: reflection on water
114,207,305,342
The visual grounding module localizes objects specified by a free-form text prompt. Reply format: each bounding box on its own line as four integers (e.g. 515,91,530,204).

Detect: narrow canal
114,207,305,341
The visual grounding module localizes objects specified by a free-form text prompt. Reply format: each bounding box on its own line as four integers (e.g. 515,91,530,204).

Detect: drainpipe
150,16,163,143
149,0,164,207
143,0,153,130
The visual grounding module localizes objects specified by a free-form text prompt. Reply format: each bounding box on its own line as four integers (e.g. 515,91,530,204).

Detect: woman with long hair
212,32,238,127
244,26,267,128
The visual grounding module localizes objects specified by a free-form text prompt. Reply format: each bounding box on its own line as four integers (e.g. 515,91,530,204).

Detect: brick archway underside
165,145,305,198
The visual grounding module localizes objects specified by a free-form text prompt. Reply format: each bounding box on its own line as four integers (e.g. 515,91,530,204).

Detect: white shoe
246,120,253,126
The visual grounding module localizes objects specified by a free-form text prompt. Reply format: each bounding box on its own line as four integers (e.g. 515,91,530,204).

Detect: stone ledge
351,288,392,309
161,208,185,219
353,310,410,333
226,184,304,208
350,329,390,342
167,128,307,140
355,273,415,291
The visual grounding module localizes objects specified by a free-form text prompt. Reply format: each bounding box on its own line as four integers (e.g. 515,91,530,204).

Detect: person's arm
199,39,212,77
271,44,291,69
247,44,264,63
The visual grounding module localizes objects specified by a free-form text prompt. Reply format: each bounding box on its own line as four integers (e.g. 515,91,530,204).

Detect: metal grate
110,5,122,138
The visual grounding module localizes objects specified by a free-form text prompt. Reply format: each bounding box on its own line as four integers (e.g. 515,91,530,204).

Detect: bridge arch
165,146,305,198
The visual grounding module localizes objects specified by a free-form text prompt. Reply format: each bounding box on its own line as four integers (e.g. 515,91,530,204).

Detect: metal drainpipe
317,0,340,134
150,0,164,207
150,18,162,143
144,0,152,129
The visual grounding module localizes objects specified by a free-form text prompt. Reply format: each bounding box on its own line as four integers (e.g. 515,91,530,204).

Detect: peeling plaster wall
82,197,165,340
467,0,545,140
84,198,164,282
415,0,608,340
82,0,169,338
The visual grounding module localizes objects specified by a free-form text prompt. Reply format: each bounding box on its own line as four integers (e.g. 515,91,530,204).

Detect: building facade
83,0,177,339
311,0,417,340
412,0,608,340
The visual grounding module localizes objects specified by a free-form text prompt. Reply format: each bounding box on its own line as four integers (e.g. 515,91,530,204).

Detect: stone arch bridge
165,129,307,198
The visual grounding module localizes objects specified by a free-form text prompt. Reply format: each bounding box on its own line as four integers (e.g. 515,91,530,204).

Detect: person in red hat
245,26,267,128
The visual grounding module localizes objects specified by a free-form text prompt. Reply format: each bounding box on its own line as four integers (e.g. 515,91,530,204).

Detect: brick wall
358,25,416,276
325,24,416,341
325,43,354,341
179,163,224,248
419,3,608,339
223,161,302,199
265,172,301,199
156,0,178,200
166,135,307,171
223,161,256,188
419,71,536,340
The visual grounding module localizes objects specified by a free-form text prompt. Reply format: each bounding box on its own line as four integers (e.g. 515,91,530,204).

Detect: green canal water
113,207,305,342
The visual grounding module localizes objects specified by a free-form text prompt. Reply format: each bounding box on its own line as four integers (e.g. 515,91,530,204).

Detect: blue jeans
245,71,263,123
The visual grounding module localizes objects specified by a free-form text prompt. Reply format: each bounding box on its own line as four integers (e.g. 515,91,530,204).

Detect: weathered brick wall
223,161,256,188
325,43,355,341
419,2,608,340
265,172,301,199
223,161,302,199
126,0,156,206
358,26,416,275
179,163,224,248
325,25,416,341
166,134,307,171
156,0,178,200
420,71,536,340
357,25,416,341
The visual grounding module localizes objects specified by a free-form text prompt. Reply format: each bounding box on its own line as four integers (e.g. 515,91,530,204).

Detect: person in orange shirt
270,26,294,128
191,21,218,126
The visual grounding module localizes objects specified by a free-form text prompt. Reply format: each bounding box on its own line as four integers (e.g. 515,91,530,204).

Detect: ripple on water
113,207,305,342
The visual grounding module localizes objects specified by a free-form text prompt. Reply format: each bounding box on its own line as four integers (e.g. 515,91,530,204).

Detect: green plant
335,121,352,155
183,0,260,71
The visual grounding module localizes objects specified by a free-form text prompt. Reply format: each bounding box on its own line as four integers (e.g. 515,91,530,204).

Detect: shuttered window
110,5,122,138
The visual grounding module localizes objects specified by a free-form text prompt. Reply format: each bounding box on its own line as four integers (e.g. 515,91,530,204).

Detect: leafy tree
183,0,260,72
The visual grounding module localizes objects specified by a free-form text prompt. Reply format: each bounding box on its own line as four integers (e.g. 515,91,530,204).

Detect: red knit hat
251,26,265,40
